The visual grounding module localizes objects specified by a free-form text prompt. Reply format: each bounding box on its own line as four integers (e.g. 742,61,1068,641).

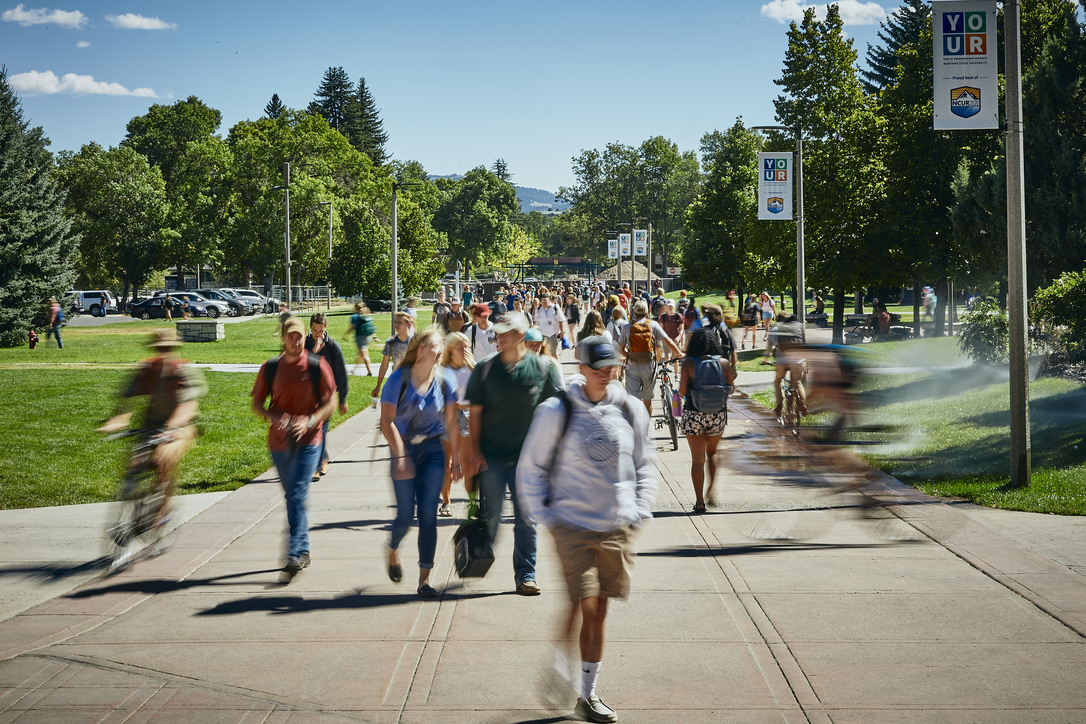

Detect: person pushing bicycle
99,330,206,530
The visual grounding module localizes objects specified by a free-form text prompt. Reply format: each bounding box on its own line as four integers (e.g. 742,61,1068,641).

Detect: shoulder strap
544,391,574,507
264,357,280,399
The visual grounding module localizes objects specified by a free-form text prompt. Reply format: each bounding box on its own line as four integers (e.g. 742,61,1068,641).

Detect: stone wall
176,320,224,342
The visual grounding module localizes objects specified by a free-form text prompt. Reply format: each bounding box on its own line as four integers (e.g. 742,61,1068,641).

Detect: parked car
65,290,119,317
128,297,172,320
194,289,253,317
160,291,229,318
228,288,280,314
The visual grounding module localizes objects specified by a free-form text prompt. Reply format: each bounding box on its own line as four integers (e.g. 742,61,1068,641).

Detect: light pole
391,181,422,314
319,201,333,310
617,221,633,302
752,125,804,327
272,161,291,310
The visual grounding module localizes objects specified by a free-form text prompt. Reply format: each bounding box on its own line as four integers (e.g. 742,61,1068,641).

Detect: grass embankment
0,313,381,509
749,335,1086,515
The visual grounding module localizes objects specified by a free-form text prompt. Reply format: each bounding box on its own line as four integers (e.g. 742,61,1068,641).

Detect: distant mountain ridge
429,174,570,215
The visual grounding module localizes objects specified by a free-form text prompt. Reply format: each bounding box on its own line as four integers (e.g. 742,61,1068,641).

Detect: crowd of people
107,277,827,723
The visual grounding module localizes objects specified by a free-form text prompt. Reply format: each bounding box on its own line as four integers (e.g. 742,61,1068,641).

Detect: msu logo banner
951,86,981,118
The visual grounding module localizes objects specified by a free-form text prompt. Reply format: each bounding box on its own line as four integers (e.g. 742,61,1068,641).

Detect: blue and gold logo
766,197,784,214
950,86,981,118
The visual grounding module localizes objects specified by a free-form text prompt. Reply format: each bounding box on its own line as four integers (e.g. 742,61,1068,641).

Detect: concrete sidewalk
1,370,1085,721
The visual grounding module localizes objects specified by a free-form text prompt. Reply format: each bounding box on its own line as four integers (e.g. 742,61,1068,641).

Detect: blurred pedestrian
343,302,376,376
439,331,475,516
306,313,349,480
372,312,415,405
517,336,656,723
252,317,337,575
379,328,460,598
46,297,63,348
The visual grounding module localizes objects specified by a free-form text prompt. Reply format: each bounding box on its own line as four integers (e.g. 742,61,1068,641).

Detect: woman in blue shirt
379,327,461,597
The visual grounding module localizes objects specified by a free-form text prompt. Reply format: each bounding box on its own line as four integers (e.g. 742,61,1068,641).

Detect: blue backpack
689,355,728,414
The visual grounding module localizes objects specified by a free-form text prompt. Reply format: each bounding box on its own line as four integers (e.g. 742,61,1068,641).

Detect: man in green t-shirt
466,311,564,596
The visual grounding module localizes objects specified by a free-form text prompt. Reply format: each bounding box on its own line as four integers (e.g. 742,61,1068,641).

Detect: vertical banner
633,229,648,256
758,152,793,220
933,1,998,130
619,233,631,257
607,239,618,259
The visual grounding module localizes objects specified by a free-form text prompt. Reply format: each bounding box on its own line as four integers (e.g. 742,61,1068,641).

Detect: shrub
958,297,1008,365
1033,269,1086,363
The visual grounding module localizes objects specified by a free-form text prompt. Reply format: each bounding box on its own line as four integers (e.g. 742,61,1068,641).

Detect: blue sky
2,0,893,192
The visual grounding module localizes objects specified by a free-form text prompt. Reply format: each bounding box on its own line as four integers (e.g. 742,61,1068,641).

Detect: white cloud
1,3,87,28
9,70,158,97
761,0,886,26
105,12,176,30
76,39,89,47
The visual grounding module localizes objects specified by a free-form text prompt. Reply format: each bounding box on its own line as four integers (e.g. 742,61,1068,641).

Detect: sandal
438,503,451,517
691,502,706,514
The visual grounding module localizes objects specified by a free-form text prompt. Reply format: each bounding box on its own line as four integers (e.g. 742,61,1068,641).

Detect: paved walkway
1,354,1085,722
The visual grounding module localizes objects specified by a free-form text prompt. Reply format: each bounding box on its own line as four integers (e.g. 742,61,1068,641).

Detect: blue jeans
479,457,537,585
48,324,62,348
389,437,445,569
319,420,330,466
270,444,321,559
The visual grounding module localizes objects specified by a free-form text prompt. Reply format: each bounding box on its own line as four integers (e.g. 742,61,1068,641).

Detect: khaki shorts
624,361,655,400
551,522,638,602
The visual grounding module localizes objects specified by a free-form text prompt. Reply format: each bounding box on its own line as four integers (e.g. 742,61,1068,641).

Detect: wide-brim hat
150,330,182,349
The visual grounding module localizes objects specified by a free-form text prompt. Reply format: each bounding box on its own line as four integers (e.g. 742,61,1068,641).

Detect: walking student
379,328,461,598
343,302,376,376
617,301,681,415
305,313,349,480
251,317,337,574
536,294,567,357
371,312,414,404
466,311,564,595
517,336,657,723
439,331,475,516
679,328,735,513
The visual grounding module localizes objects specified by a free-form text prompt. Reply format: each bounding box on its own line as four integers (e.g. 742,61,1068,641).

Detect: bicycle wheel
661,378,679,450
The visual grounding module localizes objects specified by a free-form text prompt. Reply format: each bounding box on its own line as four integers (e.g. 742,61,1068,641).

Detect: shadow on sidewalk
0,558,111,584
65,568,284,598
640,542,911,557
195,587,513,616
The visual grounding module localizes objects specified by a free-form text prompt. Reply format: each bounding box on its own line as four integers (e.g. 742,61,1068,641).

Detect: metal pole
391,183,399,315
648,223,653,294
796,128,805,327
283,162,291,311
1005,0,1031,486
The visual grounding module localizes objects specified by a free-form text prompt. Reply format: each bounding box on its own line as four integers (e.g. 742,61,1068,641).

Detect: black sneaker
283,553,311,574
575,695,617,723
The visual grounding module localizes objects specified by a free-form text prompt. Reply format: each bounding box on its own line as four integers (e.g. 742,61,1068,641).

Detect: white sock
580,660,601,700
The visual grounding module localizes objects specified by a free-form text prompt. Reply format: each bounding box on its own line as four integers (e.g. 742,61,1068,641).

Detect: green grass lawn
0,368,377,509
748,337,1086,515
5,310,400,365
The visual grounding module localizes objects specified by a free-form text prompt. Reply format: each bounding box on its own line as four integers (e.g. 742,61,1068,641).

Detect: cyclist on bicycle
771,312,807,420
98,330,206,529
617,300,682,416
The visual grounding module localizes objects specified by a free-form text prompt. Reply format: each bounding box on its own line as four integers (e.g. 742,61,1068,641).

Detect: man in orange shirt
251,317,337,575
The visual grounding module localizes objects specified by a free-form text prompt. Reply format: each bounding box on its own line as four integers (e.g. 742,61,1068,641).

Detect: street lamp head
319,201,332,207
272,185,285,191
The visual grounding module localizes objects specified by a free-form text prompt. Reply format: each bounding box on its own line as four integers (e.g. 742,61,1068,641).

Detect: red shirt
658,313,683,339
252,354,336,452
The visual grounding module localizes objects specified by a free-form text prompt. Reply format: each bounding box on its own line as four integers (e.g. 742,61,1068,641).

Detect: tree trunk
832,288,846,345
934,277,948,337
854,290,864,314
912,276,921,338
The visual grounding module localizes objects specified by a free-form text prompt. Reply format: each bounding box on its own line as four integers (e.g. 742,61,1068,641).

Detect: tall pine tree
861,0,930,94
264,93,285,119
0,67,78,346
308,67,354,132
353,76,388,166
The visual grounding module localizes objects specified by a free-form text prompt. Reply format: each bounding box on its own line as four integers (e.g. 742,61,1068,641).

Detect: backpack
358,314,377,337
56,307,64,323
263,353,323,408
689,355,729,414
628,319,654,359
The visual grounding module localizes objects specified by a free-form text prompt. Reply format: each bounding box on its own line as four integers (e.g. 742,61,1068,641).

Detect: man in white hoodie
516,336,657,723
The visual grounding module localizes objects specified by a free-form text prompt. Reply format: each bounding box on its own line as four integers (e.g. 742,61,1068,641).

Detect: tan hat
149,330,182,349
281,316,305,338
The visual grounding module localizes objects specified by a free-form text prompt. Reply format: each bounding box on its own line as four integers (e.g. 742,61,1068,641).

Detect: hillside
429,174,570,215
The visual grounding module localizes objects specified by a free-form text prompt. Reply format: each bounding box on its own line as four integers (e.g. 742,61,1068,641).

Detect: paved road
1,349,1084,721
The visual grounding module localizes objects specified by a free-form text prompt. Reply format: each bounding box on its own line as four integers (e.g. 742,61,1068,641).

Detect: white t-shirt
468,321,498,359
536,304,566,337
